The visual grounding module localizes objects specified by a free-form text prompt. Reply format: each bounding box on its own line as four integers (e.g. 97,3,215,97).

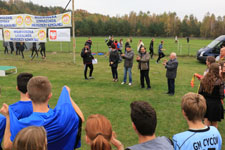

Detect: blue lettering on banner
10,38,24,41
15,34,32,38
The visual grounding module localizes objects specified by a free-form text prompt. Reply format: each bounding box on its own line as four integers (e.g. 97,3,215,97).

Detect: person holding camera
136,47,151,89
163,52,178,96
81,43,94,80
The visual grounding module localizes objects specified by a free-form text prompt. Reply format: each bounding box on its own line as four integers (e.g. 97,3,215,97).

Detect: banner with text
0,12,71,28
3,28,47,42
0,29,3,40
48,28,71,42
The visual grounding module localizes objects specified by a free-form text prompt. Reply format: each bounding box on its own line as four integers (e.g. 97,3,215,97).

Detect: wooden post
72,0,76,64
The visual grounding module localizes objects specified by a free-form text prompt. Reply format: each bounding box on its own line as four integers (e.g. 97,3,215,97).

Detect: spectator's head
115,40,118,43
85,114,112,150
126,45,131,52
127,39,130,42
152,38,154,41
161,40,164,44
130,101,157,136
17,73,33,94
84,43,89,49
111,44,116,49
201,63,220,94
12,126,47,150
88,37,91,40
219,62,225,80
27,76,52,104
206,56,215,68
181,93,206,122
220,47,225,57
140,47,146,54
120,39,123,43
170,52,177,60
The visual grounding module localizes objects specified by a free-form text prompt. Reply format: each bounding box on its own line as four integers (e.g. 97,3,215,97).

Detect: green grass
0,37,224,149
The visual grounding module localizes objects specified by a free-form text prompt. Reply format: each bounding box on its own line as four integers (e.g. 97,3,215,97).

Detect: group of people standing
3,41,46,59
81,37,178,95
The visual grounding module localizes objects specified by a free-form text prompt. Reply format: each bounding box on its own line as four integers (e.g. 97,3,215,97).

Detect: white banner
0,12,71,28
3,28,47,42
0,15,24,28
0,29,3,40
48,28,71,42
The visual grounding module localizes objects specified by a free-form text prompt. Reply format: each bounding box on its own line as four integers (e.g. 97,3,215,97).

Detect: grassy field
0,37,224,149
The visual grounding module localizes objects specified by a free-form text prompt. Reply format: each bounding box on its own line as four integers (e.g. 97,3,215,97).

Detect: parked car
197,35,225,62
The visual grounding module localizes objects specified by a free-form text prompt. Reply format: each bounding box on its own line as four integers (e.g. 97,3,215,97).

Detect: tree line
0,0,225,38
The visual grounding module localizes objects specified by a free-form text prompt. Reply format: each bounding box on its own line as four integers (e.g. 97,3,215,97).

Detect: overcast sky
24,0,225,21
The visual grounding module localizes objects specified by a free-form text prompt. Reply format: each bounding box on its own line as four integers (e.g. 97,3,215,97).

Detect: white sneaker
121,82,125,85
128,83,132,86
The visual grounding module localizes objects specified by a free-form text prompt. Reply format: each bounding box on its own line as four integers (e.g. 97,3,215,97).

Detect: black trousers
84,64,94,79
16,47,20,55
167,79,175,94
140,70,151,88
40,48,46,57
157,52,165,62
20,50,24,59
31,47,38,57
10,46,14,54
4,46,8,54
149,49,154,58
111,66,118,79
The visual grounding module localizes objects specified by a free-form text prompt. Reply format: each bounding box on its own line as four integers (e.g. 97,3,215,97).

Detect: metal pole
72,0,76,64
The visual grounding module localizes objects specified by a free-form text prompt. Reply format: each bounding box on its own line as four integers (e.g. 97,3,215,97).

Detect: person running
9,42,14,54
31,42,38,58
3,41,8,54
156,40,166,63
19,42,27,59
15,42,20,55
39,42,46,59
149,38,154,59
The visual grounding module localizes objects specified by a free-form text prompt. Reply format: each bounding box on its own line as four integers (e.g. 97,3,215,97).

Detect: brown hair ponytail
91,133,111,150
85,114,112,150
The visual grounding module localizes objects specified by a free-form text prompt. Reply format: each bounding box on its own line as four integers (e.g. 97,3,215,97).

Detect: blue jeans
123,67,132,83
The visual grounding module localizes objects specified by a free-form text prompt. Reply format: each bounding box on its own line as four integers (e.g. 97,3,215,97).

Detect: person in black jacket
149,38,154,59
163,52,178,96
9,42,14,54
81,44,94,80
39,42,46,59
31,42,38,58
19,42,27,59
16,42,20,55
109,44,120,82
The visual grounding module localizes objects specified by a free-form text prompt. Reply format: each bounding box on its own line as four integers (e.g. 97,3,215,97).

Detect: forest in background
0,0,225,38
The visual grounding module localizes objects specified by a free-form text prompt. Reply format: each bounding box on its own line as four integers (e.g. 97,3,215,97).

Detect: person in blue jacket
0,76,84,150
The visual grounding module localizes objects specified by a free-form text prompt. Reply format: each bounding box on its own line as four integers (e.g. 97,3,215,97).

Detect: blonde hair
85,114,112,150
181,92,206,122
12,126,47,150
27,76,52,104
